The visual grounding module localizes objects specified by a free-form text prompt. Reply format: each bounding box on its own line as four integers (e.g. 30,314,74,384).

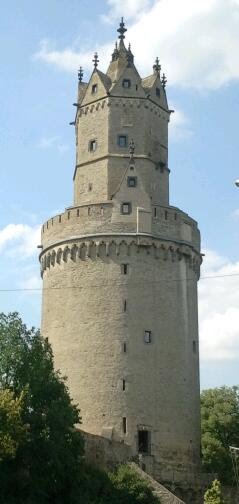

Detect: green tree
0,389,25,461
0,312,84,504
201,386,239,484
204,479,225,504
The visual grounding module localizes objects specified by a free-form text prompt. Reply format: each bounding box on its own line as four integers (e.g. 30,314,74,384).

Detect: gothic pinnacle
161,73,167,89
153,57,161,75
117,17,127,40
78,66,83,82
92,52,99,69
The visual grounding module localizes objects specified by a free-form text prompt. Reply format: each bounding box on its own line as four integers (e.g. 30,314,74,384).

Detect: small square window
122,79,131,88
121,264,129,275
89,139,97,152
127,176,137,188
156,87,160,97
118,135,128,147
92,84,98,94
144,330,152,344
121,202,131,215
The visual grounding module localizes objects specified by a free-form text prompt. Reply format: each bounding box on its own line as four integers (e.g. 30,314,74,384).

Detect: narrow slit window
124,299,127,312
68,211,70,220
122,379,126,391
77,209,80,217
123,342,127,353
165,210,168,220
92,84,98,94
154,207,157,218
123,417,127,434
88,183,93,192
144,330,152,344
121,264,129,275
156,87,160,97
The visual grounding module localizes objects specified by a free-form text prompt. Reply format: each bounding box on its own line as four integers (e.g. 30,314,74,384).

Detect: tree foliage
0,313,161,504
0,389,25,462
201,386,239,484
204,479,225,504
79,464,160,504
0,312,84,504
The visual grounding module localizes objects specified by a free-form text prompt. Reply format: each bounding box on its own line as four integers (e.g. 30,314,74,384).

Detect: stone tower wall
40,233,201,473
40,24,202,490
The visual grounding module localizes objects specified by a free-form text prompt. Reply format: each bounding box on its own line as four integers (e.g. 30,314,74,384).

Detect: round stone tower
40,19,202,489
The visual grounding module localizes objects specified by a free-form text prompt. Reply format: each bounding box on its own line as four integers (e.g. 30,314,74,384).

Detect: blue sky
1,0,239,390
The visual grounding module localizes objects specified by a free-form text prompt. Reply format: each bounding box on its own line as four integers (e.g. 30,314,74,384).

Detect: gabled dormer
81,55,111,106
142,58,169,110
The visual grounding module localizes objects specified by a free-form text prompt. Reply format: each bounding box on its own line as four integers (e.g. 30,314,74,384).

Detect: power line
0,271,239,293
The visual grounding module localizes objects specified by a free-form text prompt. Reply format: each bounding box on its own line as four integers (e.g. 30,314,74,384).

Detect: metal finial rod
153,56,161,74
129,139,135,158
78,66,83,82
117,17,127,40
93,52,99,69
161,73,167,89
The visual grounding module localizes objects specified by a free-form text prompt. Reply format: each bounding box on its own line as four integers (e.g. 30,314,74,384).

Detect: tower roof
106,18,136,83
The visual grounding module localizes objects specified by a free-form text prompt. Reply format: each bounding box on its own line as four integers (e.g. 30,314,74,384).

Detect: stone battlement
41,204,200,252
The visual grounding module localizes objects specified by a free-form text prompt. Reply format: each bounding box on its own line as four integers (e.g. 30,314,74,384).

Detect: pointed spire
112,41,119,62
129,139,135,159
92,52,99,69
117,17,127,40
161,73,167,89
78,66,83,83
127,42,134,67
153,57,161,76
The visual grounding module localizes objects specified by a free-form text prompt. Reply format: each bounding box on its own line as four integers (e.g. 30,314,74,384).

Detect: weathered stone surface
40,22,202,496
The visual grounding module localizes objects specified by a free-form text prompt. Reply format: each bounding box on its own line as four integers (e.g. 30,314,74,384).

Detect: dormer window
122,79,131,88
89,139,97,152
127,176,137,188
92,84,98,94
156,87,160,97
118,135,128,147
121,202,131,215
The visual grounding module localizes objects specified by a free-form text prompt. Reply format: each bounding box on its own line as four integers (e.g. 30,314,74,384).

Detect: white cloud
103,0,155,21
199,249,239,361
0,224,41,258
34,0,239,90
169,109,193,142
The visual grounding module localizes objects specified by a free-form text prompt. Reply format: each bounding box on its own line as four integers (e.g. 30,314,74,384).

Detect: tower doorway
138,430,151,454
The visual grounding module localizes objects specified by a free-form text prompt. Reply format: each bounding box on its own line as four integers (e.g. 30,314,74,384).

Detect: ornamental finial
92,52,99,69
78,66,83,82
153,57,161,75
161,73,167,89
112,41,119,61
117,17,127,40
129,139,135,159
